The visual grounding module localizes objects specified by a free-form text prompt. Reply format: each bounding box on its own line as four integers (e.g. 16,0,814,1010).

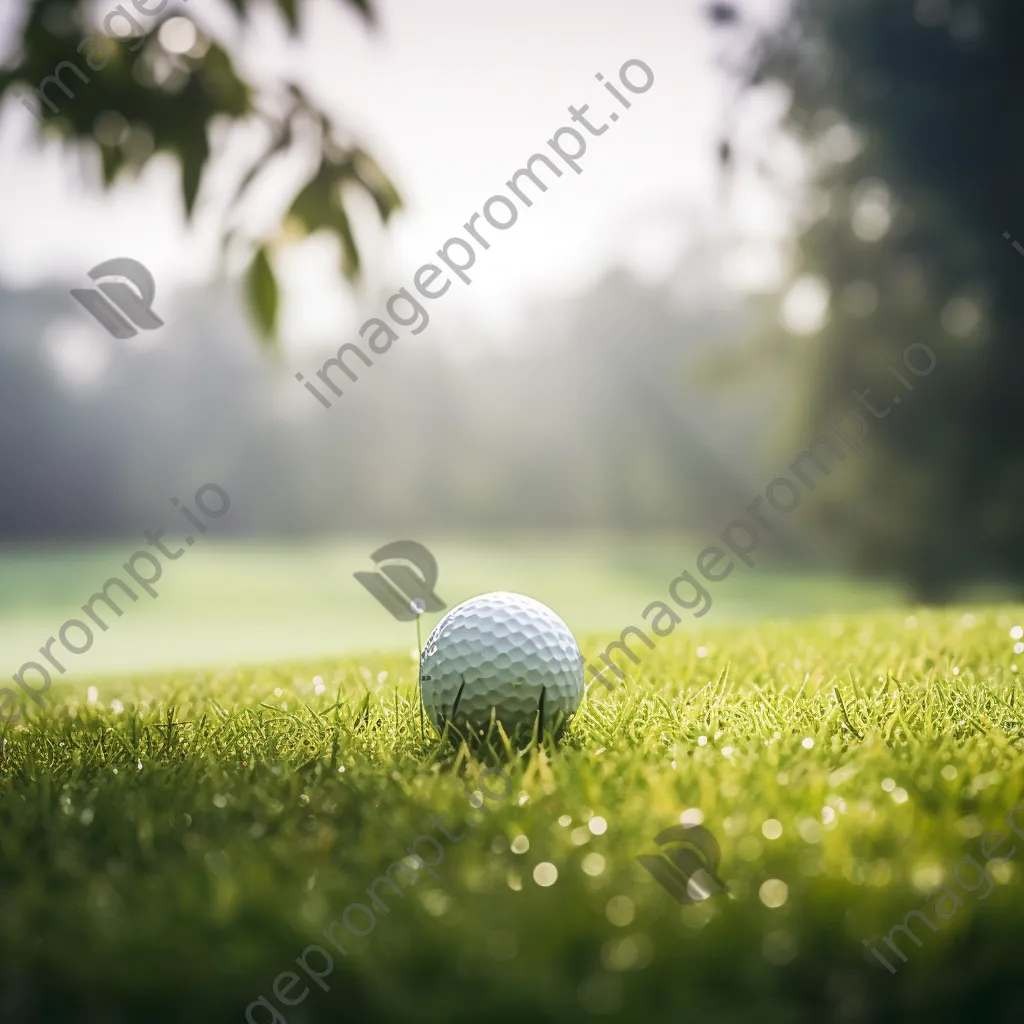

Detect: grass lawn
2,604,1024,1023
0,536,900,679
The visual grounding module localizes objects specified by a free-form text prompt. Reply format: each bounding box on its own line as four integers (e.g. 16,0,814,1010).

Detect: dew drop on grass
991,860,1016,884
605,895,635,926
913,863,944,891
571,827,591,846
604,933,653,971
759,879,788,908
796,818,821,843
956,815,982,838
680,899,717,929
533,863,558,887
421,890,451,916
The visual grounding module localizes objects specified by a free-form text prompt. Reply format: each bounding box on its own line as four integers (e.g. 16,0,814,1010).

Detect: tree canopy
715,0,1024,599
0,0,401,339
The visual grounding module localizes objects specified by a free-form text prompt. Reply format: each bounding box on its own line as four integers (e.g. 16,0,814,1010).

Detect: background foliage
0,0,401,337
718,0,1024,599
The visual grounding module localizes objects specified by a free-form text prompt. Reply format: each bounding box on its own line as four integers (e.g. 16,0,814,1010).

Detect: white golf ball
419,591,584,737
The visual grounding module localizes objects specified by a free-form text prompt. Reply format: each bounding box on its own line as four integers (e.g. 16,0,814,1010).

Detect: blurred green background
0,535,903,679
1,0,1021,642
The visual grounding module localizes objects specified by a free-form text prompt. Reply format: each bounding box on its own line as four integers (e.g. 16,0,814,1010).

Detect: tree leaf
0,0,397,347
275,0,300,32
245,246,279,343
179,130,210,217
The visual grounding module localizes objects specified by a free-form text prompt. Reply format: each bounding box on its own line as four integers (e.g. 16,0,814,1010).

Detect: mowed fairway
2,605,1024,1022
0,536,898,682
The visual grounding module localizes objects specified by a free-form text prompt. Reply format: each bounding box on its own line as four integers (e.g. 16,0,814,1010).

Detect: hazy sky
0,0,791,353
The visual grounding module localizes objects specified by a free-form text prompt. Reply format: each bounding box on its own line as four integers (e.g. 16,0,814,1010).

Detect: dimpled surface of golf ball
419,592,584,736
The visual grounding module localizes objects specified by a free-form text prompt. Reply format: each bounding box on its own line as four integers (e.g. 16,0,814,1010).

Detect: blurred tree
713,0,1024,601
0,0,401,340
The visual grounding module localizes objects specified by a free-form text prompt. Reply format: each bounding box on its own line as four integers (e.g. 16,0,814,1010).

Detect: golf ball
419,591,584,737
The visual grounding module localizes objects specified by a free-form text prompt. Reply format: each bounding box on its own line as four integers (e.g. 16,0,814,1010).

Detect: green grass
3,604,1024,1023
0,536,899,677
